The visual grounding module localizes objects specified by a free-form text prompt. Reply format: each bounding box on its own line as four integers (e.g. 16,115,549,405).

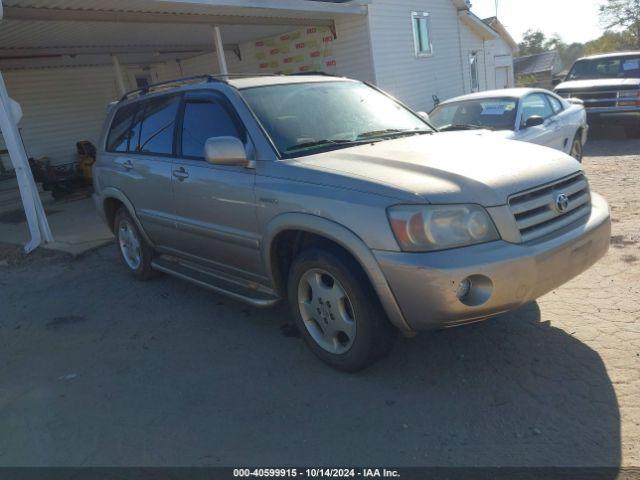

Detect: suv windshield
240,81,432,157
429,98,518,131
567,56,640,80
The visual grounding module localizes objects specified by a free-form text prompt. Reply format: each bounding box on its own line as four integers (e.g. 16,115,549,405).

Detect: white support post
212,25,228,78
0,71,54,252
111,54,127,97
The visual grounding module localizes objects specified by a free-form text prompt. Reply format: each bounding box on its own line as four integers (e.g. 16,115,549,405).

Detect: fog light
456,278,472,300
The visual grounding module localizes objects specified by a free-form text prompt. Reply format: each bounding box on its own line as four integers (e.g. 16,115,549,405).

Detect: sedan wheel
570,136,584,163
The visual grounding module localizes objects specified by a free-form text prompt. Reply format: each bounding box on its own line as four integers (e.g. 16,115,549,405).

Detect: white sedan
426,88,589,162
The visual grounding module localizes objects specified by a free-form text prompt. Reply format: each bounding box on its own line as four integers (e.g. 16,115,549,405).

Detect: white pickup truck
555,51,640,137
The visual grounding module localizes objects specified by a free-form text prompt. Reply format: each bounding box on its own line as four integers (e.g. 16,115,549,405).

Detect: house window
470,52,480,92
412,12,432,56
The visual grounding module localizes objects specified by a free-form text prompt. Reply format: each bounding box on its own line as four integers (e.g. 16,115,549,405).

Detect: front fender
262,212,413,334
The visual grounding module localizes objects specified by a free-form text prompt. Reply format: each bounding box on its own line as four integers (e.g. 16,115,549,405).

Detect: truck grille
509,174,591,243
557,89,636,109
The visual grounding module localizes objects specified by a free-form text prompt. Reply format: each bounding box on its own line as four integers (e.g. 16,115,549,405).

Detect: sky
470,0,605,44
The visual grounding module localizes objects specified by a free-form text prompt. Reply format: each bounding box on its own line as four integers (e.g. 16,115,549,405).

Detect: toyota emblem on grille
555,193,570,213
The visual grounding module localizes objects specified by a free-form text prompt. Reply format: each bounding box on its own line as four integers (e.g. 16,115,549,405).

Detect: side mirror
524,115,545,128
417,111,430,122
204,137,248,166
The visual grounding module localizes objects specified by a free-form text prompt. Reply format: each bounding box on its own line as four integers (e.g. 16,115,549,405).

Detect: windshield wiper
284,138,367,153
356,128,432,140
438,124,488,132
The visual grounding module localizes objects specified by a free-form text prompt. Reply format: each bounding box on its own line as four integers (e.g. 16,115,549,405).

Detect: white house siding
457,17,488,94
483,36,515,90
3,66,119,167
365,0,488,112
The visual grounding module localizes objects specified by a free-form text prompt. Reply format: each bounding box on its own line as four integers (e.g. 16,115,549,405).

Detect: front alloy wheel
297,269,357,354
287,248,396,372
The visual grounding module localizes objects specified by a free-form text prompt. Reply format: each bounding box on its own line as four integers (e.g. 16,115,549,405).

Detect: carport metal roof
0,0,367,69
0,0,368,252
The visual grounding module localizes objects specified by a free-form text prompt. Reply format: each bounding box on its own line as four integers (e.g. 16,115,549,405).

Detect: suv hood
556,78,640,92
291,133,580,206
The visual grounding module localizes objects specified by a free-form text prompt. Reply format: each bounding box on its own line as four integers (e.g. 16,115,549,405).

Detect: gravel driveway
0,137,638,468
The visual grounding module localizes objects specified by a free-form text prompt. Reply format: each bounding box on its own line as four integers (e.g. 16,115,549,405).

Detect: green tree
518,30,548,56
585,30,635,54
599,0,640,48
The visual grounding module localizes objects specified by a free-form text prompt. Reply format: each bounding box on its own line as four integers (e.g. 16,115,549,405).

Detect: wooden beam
0,44,239,58
2,6,335,27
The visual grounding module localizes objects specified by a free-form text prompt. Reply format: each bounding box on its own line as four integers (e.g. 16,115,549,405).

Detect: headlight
387,204,500,252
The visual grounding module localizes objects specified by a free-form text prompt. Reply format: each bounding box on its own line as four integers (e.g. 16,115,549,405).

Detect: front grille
509,174,591,243
557,89,637,109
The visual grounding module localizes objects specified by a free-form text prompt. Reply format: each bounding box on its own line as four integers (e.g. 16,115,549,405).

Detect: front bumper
587,109,640,124
373,193,611,331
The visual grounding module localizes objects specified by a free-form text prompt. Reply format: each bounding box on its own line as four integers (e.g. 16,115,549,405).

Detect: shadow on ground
585,124,640,157
0,245,622,469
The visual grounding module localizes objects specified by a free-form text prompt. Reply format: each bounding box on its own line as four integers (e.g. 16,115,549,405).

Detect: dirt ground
0,137,638,468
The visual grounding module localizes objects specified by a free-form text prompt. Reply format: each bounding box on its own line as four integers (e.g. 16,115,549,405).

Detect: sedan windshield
567,56,640,80
240,81,432,157
429,98,518,131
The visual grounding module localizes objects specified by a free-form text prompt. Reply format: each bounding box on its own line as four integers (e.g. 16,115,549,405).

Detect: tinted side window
521,93,554,125
547,95,564,114
135,95,180,155
181,100,242,159
106,104,137,152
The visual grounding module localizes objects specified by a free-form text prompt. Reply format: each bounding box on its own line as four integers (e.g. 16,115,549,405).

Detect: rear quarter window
106,104,137,152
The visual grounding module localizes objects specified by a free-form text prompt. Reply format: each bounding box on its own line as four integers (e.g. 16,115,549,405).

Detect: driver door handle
172,167,190,181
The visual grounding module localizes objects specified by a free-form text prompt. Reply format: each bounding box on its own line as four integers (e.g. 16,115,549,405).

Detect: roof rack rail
119,74,222,102
119,71,339,102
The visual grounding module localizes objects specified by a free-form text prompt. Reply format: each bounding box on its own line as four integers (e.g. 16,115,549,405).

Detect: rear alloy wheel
114,208,157,280
570,133,584,163
287,248,396,372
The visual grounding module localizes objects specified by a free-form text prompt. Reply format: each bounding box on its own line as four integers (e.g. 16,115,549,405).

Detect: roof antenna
495,0,499,18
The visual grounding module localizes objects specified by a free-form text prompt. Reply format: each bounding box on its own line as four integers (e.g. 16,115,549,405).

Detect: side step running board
152,256,280,308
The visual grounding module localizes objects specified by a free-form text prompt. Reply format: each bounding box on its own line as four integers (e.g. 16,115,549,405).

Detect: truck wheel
114,208,157,280
570,133,584,163
287,248,396,372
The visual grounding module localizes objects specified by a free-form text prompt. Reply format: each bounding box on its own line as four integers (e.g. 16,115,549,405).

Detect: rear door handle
172,167,190,181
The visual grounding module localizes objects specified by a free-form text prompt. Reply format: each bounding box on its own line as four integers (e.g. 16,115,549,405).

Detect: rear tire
570,132,584,163
114,208,157,280
287,247,396,372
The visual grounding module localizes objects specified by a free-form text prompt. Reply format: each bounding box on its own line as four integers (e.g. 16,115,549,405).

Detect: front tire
287,248,396,372
114,208,157,280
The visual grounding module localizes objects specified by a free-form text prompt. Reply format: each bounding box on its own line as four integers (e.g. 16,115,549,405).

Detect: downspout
483,39,488,90
456,10,466,94
0,0,54,253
